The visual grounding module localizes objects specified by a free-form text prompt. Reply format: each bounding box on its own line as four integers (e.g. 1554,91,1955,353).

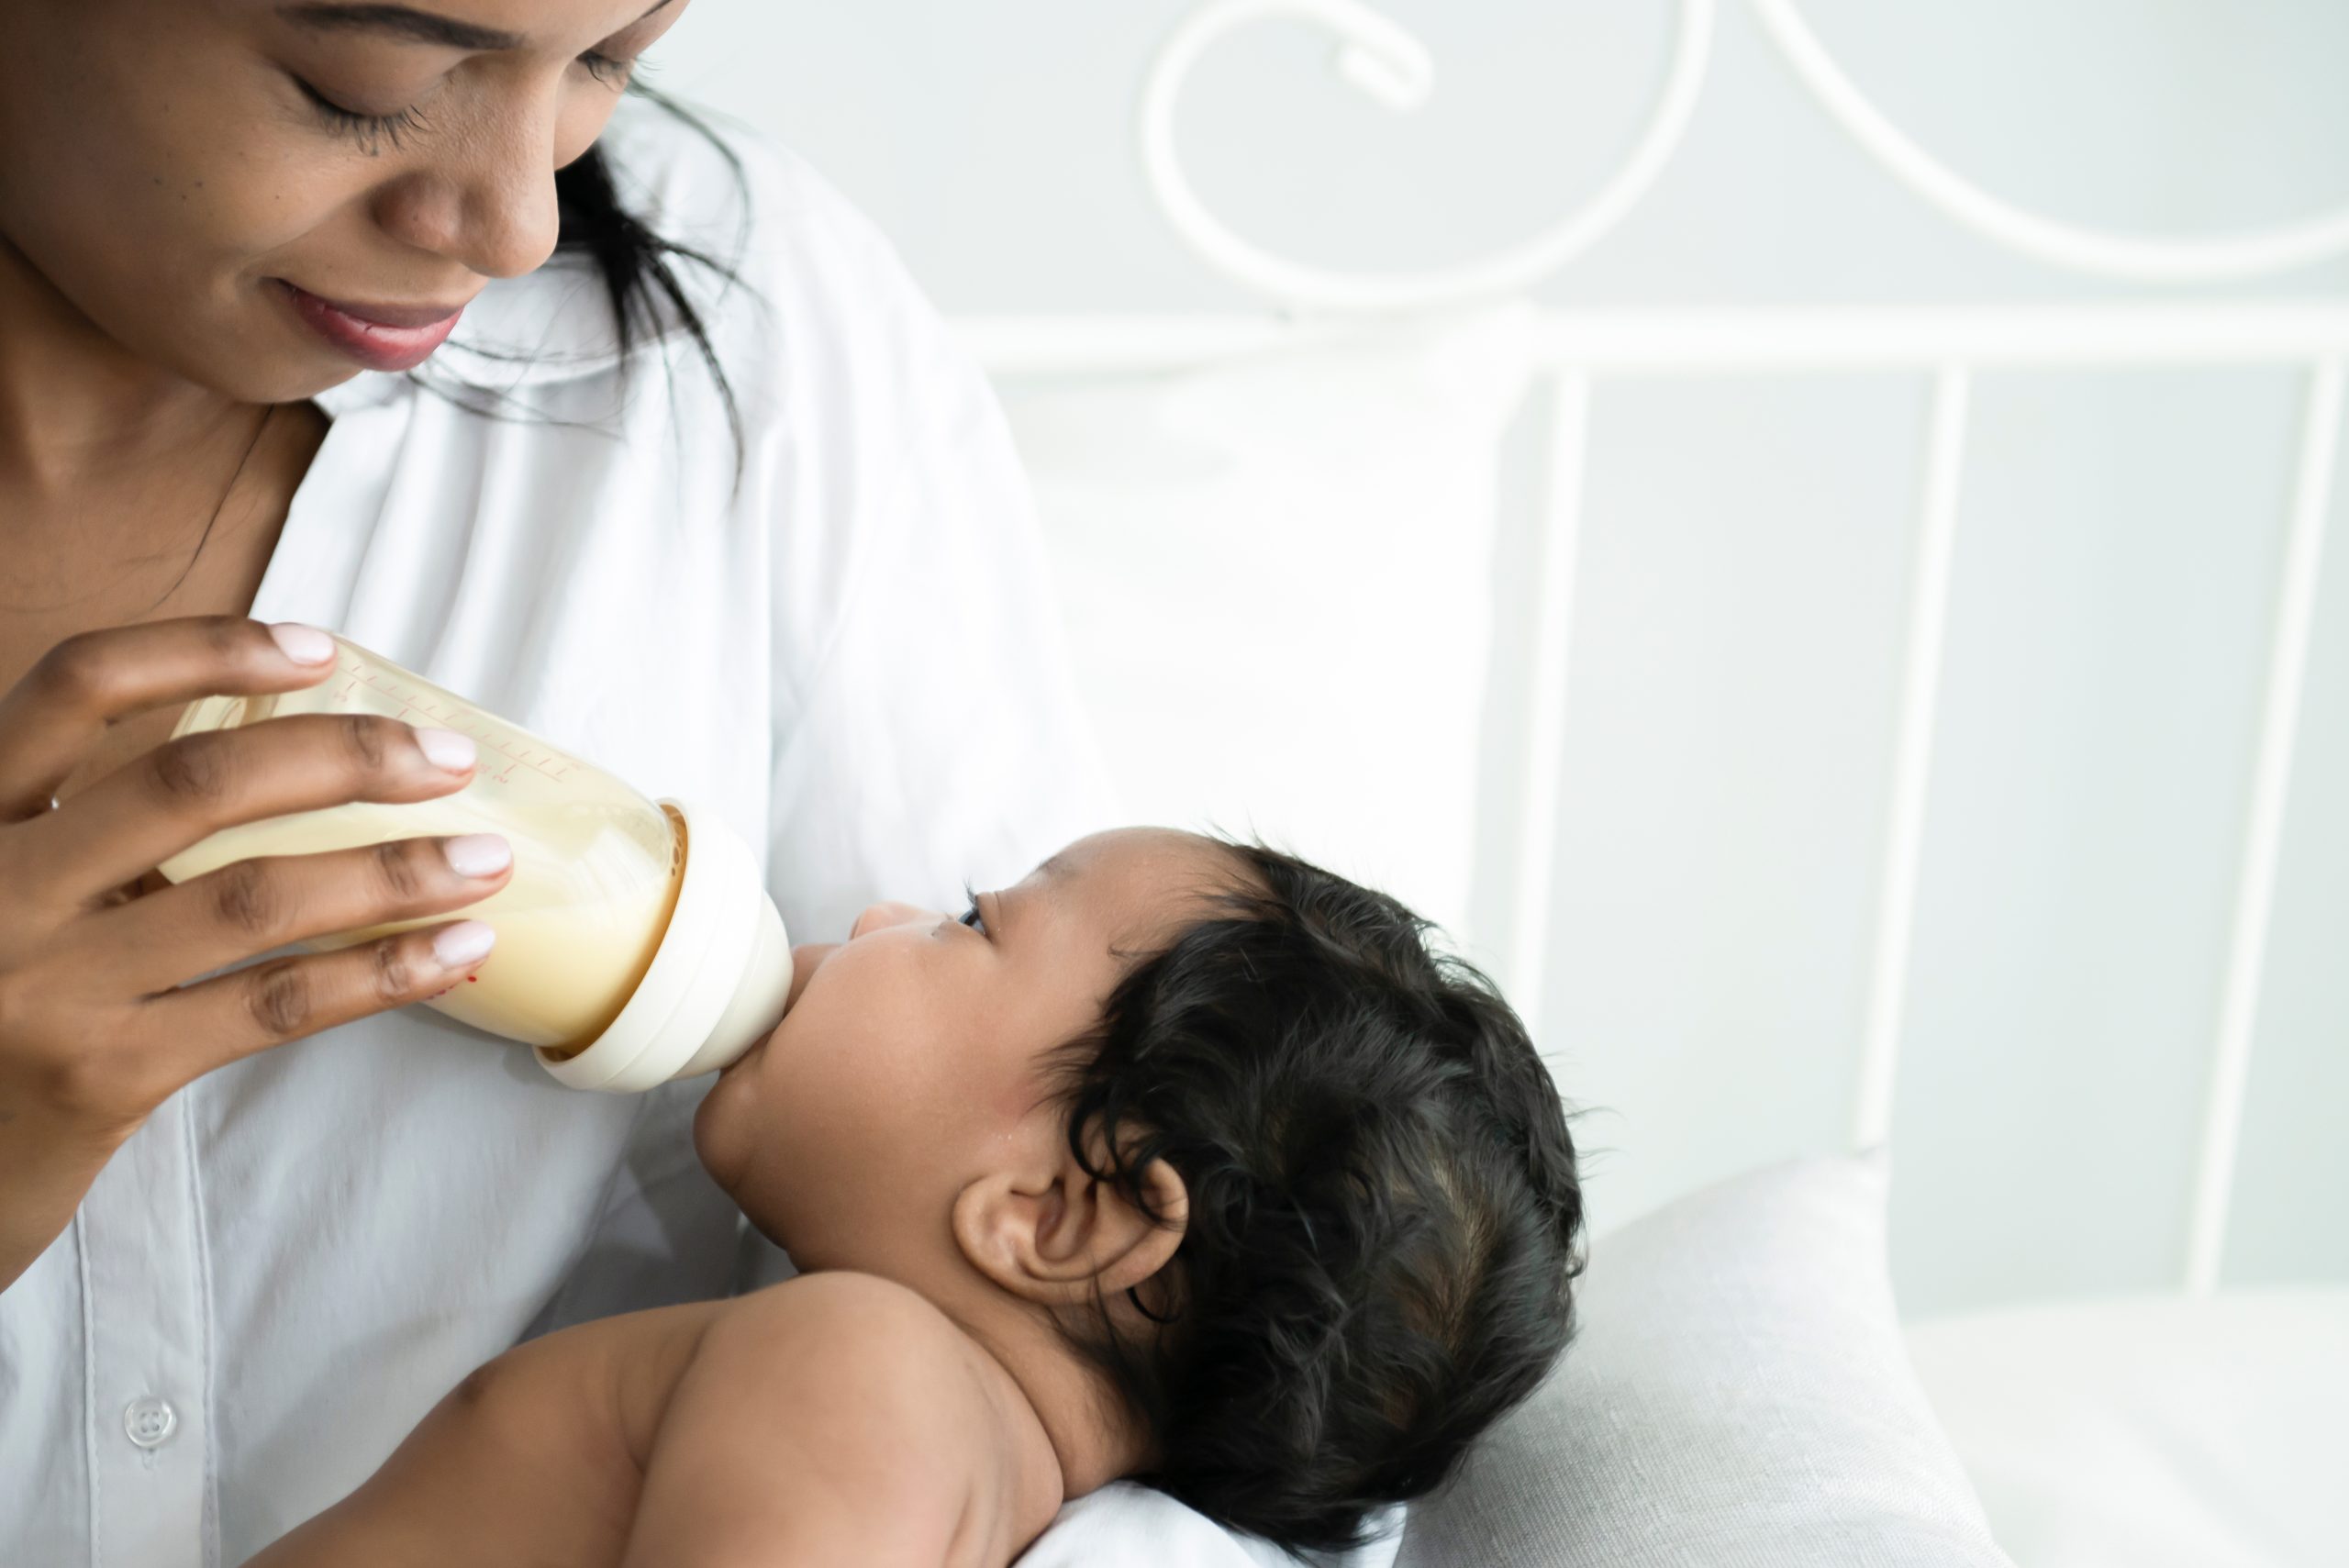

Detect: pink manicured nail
442,834,511,878
431,921,496,970
414,728,476,773
268,623,336,665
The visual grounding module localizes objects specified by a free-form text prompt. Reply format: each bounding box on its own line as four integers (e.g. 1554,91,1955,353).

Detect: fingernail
442,834,511,878
268,623,336,665
431,920,496,970
414,728,476,773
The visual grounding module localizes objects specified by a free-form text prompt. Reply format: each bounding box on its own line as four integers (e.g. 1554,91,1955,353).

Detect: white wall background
650,1,2349,1317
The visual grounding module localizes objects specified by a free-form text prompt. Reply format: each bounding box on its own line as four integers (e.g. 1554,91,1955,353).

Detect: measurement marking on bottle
335,662,579,784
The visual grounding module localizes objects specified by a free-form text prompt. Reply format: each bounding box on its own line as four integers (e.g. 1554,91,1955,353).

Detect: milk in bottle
161,636,791,1093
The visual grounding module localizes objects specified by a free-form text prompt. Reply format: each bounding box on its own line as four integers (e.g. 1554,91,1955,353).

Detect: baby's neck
943,1291,1149,1507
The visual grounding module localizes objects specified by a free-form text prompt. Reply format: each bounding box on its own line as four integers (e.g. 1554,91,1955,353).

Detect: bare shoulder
246,1303,718,1568
701,1272,980,1410
723,1267,964,1340
624,1273,1054,1568
685,1275,1014,1496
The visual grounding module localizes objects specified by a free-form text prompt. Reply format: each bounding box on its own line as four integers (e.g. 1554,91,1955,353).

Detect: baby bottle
160,635,792,1094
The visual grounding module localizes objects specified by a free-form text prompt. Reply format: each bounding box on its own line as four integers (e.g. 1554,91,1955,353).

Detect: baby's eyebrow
986,849,1072,944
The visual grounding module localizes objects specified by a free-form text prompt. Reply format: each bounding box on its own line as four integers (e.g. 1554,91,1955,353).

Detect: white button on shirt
0,104,1114,1568
124,1398,178,1451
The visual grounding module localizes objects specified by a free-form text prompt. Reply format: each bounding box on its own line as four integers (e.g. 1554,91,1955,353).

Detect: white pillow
1020,1484,1401,1568
1398,1152,2015,1568
997,307,1535,942
1906,1289,2349,1568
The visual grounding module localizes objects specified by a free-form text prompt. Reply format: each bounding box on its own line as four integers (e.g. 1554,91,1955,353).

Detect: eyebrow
279,0,674,52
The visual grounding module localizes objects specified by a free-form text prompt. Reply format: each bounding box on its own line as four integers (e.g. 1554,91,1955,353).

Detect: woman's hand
0,617,514,1291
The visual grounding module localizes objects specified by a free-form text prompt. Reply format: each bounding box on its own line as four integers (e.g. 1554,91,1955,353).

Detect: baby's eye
957,880,989,938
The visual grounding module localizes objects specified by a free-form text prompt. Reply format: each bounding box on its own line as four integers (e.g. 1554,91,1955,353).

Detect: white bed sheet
1905,1288,2348,1568
1019,1484,1402,1568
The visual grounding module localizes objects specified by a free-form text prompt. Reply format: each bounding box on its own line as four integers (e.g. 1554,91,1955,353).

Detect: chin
144,308,342,407
690,1073,749,1198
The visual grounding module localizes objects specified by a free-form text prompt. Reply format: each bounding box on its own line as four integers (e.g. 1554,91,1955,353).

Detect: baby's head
694,827,1583,1551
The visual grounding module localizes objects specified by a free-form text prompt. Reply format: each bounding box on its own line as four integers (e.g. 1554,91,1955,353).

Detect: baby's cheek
754,1029,905,1178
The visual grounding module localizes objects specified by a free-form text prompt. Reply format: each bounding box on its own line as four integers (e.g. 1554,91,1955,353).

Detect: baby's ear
952,1132,1187,1307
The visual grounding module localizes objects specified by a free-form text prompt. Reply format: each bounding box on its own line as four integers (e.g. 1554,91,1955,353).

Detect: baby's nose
849,900,935,940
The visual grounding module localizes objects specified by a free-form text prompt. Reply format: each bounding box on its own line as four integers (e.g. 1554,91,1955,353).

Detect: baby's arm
623,1273,1036,1568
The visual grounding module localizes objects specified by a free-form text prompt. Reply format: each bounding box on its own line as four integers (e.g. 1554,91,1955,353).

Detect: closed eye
577,48,633,87
959,881,988,938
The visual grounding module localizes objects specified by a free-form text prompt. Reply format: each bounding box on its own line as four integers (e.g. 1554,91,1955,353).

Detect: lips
276,280,467,373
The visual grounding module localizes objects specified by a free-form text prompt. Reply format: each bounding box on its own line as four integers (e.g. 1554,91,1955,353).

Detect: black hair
421,86,745,453
1052,840,1585,1554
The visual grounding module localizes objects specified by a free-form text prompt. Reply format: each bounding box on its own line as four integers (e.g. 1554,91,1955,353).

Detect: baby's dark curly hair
1050,838,1584,1553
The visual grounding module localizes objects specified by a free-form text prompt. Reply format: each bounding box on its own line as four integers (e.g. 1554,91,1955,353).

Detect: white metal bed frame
951,0,2349,1299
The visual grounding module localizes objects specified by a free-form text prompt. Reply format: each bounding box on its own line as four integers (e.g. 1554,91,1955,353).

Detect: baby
247,827,1585,1566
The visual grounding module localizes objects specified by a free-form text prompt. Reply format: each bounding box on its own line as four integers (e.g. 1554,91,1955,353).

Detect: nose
848,901,936,940
370,105,563,281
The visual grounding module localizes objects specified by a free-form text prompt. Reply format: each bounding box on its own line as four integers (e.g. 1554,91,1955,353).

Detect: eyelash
580,50,633,88
295,51,633,150
959,882,986,934
295,77,429,151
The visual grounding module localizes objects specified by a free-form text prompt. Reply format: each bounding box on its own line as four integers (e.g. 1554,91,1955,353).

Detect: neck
0,230,243,493
945,1289,1150,1511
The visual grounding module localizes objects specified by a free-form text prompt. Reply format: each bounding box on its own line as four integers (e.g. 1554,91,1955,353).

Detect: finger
22,712,480,900
143,918,500,1079
0,617,341,820
99,833,514,996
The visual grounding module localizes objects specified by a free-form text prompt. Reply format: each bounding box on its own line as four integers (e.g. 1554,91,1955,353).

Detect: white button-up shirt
0,103,1114,1568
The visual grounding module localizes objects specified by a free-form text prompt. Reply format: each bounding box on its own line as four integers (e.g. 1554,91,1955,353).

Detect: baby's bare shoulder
704,1273,976,1416
624,1273,1045,1568
726,1268,964,1341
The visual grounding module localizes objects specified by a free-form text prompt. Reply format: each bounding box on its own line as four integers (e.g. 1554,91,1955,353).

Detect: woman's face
0,0,689,404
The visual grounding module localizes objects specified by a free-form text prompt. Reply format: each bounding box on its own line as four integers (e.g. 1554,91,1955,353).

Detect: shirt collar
311,251,689,419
